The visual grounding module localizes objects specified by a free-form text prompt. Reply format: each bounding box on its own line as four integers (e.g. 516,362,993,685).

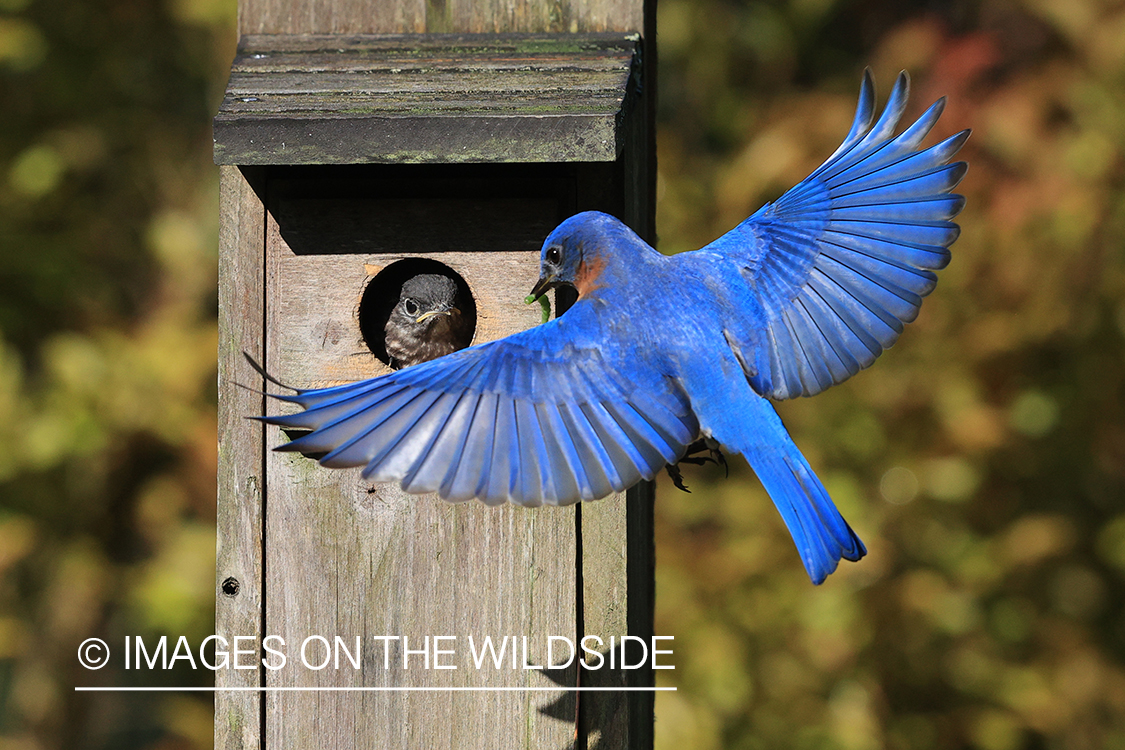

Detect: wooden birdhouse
215,3,655,748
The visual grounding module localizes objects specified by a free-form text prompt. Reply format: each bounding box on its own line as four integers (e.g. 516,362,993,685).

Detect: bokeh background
1,0,1123,748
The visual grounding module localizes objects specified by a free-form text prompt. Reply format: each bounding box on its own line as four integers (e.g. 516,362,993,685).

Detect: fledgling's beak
415,307,457,324
528,275,557,302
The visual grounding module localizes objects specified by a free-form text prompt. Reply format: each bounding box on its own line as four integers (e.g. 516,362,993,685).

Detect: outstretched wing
708,70,969,399
260,315,698,507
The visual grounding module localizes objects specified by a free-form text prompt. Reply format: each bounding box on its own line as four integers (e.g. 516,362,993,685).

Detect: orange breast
574,255,607,296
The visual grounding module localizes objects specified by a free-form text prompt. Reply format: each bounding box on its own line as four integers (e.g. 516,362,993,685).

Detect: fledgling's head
529,211,635,300
384,273,468,369
389,274,460,330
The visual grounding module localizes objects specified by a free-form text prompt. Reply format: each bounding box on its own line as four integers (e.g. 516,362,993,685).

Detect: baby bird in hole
384,274,473,370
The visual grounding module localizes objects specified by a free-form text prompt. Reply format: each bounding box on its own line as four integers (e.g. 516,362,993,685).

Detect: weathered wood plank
216,165,266,750
268,250,549,383
232,31,637,56
262,208,581,746
214,114,624,165
225,79,627,101
213,33,640,165
239,0,642,36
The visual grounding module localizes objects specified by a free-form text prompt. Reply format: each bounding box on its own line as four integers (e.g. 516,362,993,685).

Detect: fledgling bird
260,72,969,584
384,273,471,369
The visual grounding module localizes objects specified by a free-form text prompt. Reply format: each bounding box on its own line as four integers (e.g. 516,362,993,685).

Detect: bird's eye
403,299,419,316
546,246,562,265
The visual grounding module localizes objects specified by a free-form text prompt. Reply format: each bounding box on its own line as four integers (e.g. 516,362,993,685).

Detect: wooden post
215,3,655,749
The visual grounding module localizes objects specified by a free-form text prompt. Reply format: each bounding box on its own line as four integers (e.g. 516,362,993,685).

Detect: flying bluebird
384,273,472,369
260,72,968,584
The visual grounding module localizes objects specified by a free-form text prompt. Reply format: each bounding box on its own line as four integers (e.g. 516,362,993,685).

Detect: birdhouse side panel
216,166,267,750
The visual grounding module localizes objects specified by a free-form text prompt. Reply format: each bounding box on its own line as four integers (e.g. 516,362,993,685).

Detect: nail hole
221,577,240,597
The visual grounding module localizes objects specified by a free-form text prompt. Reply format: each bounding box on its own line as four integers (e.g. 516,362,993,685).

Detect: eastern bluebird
260,72,968,584
383,273,473,369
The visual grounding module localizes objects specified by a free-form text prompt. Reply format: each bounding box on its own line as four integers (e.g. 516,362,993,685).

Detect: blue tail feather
745,446,866,584
686,373,866,584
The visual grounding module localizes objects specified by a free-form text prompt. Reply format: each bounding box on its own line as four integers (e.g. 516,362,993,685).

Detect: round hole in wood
358,259,477,367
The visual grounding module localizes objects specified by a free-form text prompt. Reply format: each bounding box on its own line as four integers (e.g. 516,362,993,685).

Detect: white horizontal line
75,686,676,692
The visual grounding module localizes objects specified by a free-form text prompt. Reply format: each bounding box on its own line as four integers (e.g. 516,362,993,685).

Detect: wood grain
216,165,266,750
213,33,640,165
262,208,582,747
240,0,642,35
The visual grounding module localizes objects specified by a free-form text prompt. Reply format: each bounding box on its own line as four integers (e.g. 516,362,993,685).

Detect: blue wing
708,70,969,399
261,314,699,507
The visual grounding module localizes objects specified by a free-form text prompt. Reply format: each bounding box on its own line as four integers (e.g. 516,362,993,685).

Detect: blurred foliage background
0,0,232,745
0,0,1123,748
654,2,1125,750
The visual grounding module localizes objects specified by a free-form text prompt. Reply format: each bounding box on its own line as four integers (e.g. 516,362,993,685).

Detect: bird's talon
709,444,729,477
665,464,691,493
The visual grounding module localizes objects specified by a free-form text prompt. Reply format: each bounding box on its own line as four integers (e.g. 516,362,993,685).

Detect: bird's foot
678,438,727,472
666,438,728,493
665,463,691,493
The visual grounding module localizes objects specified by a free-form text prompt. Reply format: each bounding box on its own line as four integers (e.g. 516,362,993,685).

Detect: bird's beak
528,275,557,302
415,308,456,324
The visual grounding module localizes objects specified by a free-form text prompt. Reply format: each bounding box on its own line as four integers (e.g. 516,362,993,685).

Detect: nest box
215,30,655,750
